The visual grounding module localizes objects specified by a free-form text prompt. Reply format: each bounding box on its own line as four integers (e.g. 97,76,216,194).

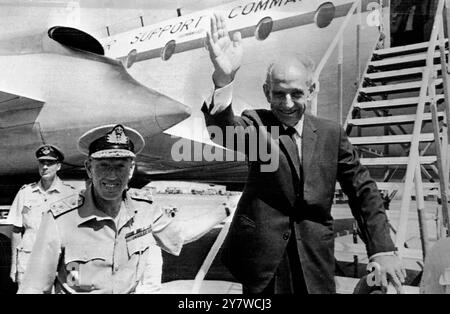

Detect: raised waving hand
205,13,243,88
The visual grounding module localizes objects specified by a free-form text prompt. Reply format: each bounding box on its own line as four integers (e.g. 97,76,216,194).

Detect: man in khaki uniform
7,144,76,287
18,124,230,294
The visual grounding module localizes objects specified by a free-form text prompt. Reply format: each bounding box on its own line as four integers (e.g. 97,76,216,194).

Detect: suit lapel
302,114,318,174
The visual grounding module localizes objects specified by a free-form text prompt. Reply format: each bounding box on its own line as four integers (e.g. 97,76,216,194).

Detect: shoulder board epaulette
129,188,153,203
49,193,85,218
62,181,77,190
20,182,36,190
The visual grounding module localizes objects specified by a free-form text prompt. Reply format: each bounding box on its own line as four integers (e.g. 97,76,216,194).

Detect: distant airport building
145,181,226,195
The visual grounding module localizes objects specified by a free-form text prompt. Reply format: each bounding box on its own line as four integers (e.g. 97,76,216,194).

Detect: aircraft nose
155,99,191,131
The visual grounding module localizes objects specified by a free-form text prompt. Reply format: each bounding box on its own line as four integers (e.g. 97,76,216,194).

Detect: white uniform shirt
6,177,76,274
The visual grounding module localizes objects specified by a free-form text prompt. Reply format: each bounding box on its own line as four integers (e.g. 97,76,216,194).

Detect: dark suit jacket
202,104,395,294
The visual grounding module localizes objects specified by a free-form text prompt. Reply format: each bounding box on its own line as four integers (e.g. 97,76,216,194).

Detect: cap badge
42,147,51,155
107,125,128,145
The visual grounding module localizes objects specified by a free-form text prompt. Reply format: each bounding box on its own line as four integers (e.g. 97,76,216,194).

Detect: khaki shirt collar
33,176,64,194
116,192,138,231
77,185,136,230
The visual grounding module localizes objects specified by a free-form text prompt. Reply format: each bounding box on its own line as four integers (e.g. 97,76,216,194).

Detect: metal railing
311,0,385,123
394,0,450,262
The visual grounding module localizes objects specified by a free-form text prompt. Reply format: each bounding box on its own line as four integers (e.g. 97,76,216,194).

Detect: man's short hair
265,53,316,87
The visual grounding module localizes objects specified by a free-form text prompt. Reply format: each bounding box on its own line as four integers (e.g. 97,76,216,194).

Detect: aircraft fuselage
0,30,190,178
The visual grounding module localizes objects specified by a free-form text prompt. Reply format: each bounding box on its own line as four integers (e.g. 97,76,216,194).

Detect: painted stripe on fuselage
107,0,383,63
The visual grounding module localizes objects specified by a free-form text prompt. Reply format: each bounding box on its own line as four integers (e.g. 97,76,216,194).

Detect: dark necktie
286,127,297,140
285,127,301,178
285,127,304,219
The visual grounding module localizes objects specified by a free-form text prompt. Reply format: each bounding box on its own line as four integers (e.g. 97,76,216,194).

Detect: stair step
349,133,435,145
365,65,442,80
373,39,447,57
335,242,425,261
335,181,442,195
360,79,442,95
370,51,446,67
355,95,445,110
360,156,437,166
375,181,440,192
358,147,384,157
348,112,444,127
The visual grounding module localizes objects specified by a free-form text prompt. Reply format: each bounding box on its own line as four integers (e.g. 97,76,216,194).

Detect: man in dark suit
202,14,406,294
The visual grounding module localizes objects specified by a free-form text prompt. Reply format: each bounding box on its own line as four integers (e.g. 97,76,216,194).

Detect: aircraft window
161,40,176,61
255,17,273,41
315,2,336,28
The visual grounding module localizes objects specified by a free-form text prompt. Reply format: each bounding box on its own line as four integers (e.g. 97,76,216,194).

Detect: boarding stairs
336,0,450,293
346,40,449,202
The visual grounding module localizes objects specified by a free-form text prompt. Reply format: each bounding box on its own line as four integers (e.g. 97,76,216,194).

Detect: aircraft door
390,0,438,47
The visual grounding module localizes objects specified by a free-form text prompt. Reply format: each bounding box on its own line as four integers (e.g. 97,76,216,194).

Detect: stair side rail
439,1,450,206
395,0,447,258
312,0,386,123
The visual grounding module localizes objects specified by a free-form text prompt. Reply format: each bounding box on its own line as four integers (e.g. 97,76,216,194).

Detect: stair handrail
312,0,385,120
311,0,361,117
314,0,361,77
395,0,447,258
439,1,450,220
